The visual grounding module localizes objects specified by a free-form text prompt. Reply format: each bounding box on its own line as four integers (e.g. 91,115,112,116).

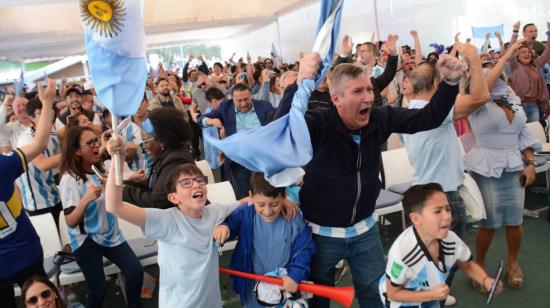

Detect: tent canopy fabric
0,0,314,61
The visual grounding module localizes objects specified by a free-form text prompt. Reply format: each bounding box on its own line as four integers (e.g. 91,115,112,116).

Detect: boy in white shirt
379,183,503,307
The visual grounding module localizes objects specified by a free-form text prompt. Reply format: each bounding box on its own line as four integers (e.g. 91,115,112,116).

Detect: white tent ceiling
0,0,314,61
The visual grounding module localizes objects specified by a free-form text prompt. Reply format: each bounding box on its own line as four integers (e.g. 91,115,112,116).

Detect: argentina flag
203,0,343,187
80,0,147,117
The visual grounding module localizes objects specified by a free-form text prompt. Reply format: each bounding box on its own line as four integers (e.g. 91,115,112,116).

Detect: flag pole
111,115,123,185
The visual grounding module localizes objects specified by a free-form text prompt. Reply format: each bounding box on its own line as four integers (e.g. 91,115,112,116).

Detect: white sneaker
445,295,457,306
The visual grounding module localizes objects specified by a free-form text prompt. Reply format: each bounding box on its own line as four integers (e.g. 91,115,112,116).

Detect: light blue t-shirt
143,202,240,308
403,99,464,192
235,105,261,133
245,214,303,307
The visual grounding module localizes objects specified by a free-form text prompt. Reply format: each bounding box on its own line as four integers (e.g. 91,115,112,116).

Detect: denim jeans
74,237,143,308
522,102,540,123
309,224,385,308
228,162,252,199
444,191,466,289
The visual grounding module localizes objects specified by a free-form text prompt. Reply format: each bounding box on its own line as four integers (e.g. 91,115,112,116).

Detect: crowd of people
1,18,549,308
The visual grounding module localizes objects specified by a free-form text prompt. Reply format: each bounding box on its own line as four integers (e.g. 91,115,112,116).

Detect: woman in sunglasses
58,126,143,308
21,276,65,308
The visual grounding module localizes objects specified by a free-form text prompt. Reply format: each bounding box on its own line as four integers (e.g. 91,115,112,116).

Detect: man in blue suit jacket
199,83,273,198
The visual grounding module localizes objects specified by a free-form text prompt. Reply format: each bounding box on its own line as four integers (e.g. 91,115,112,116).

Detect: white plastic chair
381,148,415,194
206,181,238,252
57,213,122,299
117,218,158,267
196,160,216,184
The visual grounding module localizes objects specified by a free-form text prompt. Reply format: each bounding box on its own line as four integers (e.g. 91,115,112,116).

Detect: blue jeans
309,224,385,308
445,191,466,289
228,162,252,199
522,102,540,123
74,237,143,308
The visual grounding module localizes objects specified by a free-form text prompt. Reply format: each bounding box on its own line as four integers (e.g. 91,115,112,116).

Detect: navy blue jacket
223,204,316,304
275,82,459,227
199,99,273,172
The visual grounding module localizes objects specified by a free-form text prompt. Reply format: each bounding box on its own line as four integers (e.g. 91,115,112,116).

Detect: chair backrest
196,160,216,184
526,121,546,144
117,218,145,240
387,133,405,150
381,148,415,189
29,214,62,257
57,212,71,247
206,181,237,204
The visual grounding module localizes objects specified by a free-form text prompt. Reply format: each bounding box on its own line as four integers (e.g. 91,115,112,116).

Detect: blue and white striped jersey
16,131,61,211
379,226,471,308
59,172,125,251
121,121,153,175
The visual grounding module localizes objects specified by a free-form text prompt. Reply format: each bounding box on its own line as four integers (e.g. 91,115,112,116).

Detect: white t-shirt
59,172,125,251
143,202,240,308
379,226,471,308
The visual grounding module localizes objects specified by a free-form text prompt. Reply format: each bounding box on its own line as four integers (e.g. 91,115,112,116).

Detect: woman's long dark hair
60,126,104,182
22,275,66,308
148,108,192,151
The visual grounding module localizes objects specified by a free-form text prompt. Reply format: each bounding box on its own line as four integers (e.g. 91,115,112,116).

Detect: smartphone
486,260,504,304
91,165,105,180
519,174,526,187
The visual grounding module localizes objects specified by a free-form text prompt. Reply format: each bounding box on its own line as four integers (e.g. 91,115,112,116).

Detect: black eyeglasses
25,289,53,305
177,175,208,189
82,137,100,148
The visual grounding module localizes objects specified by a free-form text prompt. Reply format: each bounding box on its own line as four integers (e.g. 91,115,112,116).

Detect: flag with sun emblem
80,0,147,117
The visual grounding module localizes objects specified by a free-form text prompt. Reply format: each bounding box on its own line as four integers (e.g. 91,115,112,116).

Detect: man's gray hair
409,62,440,94
329,63,370,95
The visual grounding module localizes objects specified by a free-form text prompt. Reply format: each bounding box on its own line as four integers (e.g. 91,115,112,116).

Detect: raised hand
437,54,464,82
36,78,56,108
454,32,461,43
495,32,502,40
297,53,321,85
341,34,354,57
513,21,521,32
454,43,479,62
410,30,418,38
386,34,399,55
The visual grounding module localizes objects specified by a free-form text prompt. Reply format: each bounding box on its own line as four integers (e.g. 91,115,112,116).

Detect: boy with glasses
105,138,242,307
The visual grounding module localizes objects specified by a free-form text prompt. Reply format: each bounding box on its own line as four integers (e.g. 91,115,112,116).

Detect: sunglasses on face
83,137,100,148
25,289,53,305
139,138,155,151
177,175,208,189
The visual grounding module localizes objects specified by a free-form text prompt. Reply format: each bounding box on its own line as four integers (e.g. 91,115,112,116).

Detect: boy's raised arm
105,138,146,228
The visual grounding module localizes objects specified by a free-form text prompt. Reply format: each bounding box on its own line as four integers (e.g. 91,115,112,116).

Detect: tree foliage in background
146,44,221,66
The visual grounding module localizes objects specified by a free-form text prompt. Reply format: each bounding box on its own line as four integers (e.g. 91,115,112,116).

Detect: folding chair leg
400,211,406,230
117,273,128,304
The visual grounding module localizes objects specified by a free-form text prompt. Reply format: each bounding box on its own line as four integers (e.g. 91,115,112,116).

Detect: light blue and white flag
271,42,279,58
80,0,147,117
203,0,344,187
471,24,505,52
15,64,25,96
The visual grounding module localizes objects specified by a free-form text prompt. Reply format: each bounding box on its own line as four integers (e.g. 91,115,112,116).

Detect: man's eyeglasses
25,289,53,305
177,175,208,189
82,137,100,148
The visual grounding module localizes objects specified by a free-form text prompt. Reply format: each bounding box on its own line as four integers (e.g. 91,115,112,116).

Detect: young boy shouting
379,183,503,307
105,137,241,307
213,172,316,307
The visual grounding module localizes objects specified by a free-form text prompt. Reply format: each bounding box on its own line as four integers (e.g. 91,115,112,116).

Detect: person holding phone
463,39,540,292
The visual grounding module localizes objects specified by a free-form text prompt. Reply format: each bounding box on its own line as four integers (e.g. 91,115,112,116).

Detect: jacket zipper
350,133,362,224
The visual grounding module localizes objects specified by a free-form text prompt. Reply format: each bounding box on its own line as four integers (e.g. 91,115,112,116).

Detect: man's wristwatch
525,159,536,167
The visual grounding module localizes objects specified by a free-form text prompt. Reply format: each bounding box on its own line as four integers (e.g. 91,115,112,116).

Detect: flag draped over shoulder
79,0,147,117
203,0,344,187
